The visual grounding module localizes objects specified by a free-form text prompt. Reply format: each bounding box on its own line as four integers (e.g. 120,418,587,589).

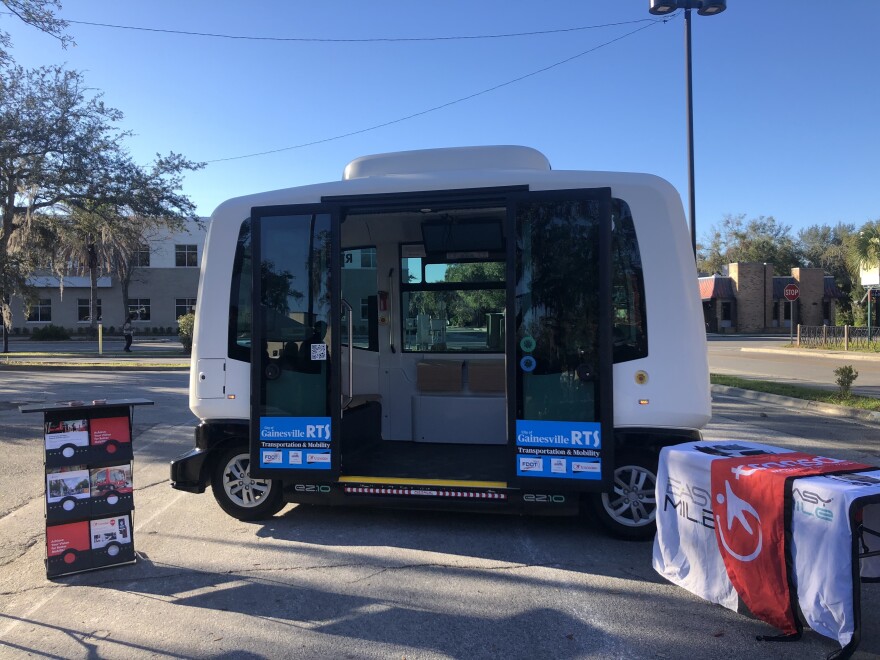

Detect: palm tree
45,209,147,331
849,221,880,274
848,220,880,331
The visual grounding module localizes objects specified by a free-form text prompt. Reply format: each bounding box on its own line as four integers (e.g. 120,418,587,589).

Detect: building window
360,297,369,321
128,299,151,321
360,250,377,268
27,299,52,322
175,298,196,320
134,245,151,267
721,302,732,322
175,244,198,267
77,298,102,322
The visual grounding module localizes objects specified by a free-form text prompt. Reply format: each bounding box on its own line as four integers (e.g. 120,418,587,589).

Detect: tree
846,219,880,327
798,223,857,322
39,208,153,330
0,64,203,351
444,261,504,327
698,214,802,275
0,0,72,66
849,220,880,271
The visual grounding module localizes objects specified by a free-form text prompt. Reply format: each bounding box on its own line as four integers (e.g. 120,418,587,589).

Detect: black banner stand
20,398,153,579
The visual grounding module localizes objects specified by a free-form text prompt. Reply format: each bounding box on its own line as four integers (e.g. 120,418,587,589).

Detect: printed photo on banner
90,515,132,549
46,466,90,502
45,418,89,450
89,464,133,495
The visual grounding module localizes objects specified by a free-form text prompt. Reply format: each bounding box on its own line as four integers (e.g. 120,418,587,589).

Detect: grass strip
710,374,880,412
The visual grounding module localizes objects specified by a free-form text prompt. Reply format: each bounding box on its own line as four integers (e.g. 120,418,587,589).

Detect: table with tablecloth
653,440,880,659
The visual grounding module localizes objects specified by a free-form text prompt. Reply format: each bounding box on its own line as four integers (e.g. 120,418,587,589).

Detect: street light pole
684,7,697,259
649,0,726,263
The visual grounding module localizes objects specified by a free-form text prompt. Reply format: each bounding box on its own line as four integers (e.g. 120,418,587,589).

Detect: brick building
699,262,843,333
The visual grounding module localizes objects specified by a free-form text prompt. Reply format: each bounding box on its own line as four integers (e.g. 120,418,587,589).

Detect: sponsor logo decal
571,461,600,473
519,457,543,472
262,451,282,464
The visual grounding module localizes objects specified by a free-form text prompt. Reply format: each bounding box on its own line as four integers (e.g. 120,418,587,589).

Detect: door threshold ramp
338,475,508,489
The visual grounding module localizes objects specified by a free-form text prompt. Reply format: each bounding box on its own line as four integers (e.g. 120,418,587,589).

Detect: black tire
210,446,285,521
589,452,658,541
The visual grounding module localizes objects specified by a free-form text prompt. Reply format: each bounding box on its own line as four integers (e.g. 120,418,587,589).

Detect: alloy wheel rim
601,464,657,528
222,454,273,508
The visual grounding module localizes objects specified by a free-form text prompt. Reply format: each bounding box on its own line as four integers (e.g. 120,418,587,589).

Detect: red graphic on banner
90,417,131,446
710,452,871,635
46,521,90,560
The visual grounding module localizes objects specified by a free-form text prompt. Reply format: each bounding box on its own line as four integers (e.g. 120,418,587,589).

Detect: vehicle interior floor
341,440,510,483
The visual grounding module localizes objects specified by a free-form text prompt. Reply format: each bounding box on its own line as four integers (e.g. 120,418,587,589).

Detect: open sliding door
249,204,341,480
507,189,614,491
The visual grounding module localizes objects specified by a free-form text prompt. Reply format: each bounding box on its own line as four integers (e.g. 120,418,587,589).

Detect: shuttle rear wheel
589,452,658,541
211,447,285,520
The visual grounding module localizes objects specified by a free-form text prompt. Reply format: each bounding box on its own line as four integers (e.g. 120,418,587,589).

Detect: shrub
31,324,71,340
834,365,858,397
178,312,195,354
21,327,29,336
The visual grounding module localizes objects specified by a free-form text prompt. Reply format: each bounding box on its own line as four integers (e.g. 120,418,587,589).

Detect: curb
711,384,880,422
739,347,880,362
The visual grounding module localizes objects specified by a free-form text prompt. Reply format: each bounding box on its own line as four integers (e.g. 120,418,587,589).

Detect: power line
52,15,662,43
205,17,675,164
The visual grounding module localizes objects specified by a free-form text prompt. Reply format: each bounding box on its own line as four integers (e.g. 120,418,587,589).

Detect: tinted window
611,199,648,363
228,219,252,362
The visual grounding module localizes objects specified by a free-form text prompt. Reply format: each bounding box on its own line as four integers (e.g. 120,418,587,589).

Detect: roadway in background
708,334,880,397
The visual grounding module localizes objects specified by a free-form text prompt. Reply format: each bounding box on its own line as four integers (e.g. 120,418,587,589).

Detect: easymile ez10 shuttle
170,146,710,539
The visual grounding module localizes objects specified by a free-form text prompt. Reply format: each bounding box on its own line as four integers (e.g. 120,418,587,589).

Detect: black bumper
170,447,209,493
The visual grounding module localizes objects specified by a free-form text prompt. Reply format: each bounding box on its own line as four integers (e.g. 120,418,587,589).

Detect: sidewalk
0,338,190,369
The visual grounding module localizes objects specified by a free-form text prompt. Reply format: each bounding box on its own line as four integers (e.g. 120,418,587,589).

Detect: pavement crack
0,534,43,569
134,478,171,491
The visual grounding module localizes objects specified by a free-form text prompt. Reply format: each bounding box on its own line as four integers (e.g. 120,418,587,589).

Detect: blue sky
4,1,879,242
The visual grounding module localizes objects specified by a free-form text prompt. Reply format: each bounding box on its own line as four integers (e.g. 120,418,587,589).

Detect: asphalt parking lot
1,371,878,659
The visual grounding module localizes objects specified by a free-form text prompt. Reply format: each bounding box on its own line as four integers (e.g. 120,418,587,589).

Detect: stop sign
784,283,800,301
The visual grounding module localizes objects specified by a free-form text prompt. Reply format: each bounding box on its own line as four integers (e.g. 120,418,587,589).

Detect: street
0,370,878,659
708,334,880,397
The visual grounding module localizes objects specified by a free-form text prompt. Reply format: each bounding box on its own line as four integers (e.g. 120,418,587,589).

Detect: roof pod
342,145,551,180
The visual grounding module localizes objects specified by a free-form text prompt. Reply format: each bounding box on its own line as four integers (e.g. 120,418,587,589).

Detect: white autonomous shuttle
170,146,710,539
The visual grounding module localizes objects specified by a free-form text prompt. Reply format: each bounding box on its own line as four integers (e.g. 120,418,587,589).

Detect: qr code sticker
311,343,327,361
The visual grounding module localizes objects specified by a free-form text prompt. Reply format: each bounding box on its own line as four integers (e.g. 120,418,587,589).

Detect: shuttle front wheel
211,447,285,520
589,452,658,541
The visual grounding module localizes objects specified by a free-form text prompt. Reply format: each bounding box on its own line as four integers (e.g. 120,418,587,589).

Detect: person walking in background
123,315,134,352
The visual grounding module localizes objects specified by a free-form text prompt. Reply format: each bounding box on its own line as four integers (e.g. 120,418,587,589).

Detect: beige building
9,219,207,335
700,262,842,333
